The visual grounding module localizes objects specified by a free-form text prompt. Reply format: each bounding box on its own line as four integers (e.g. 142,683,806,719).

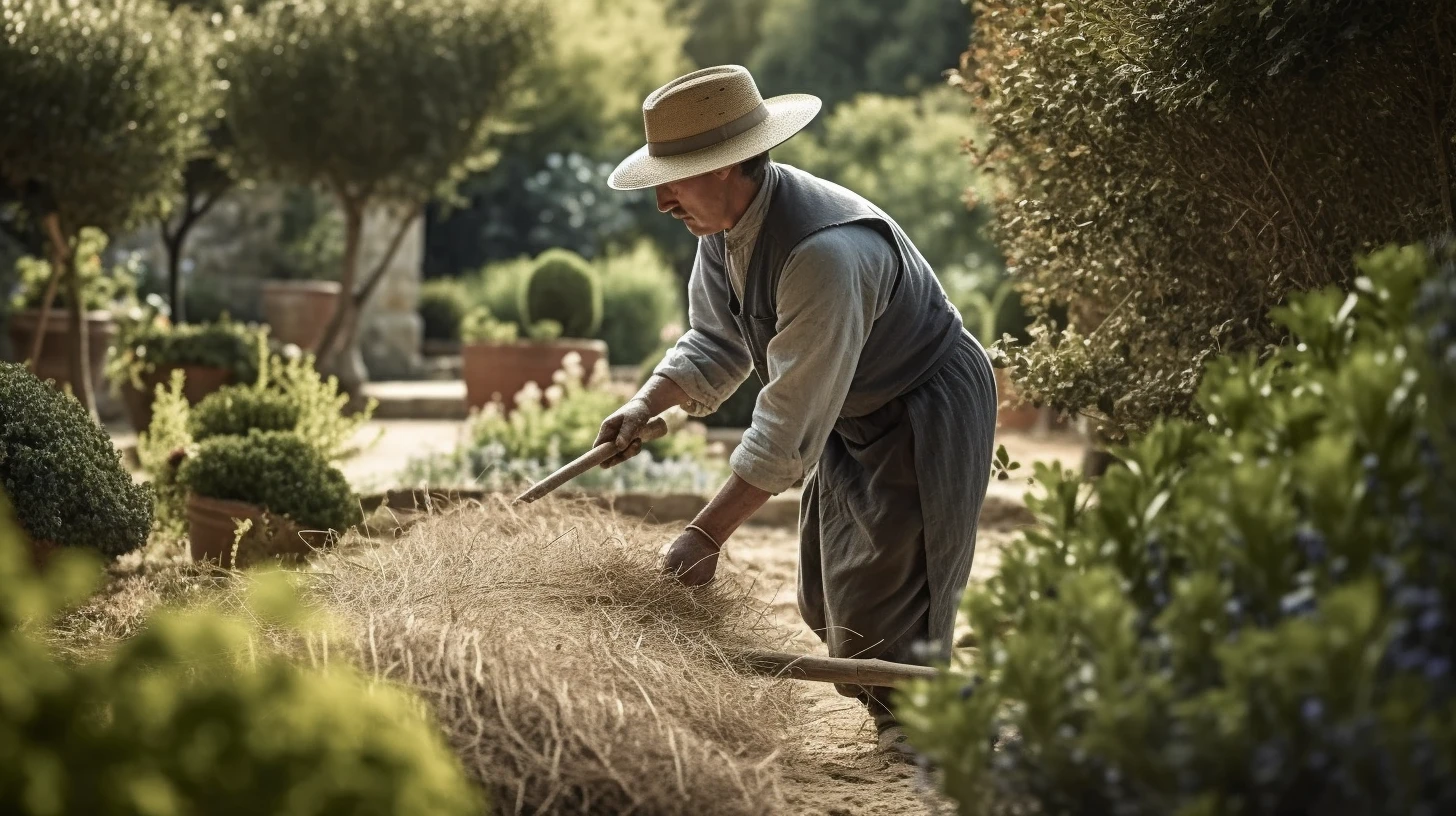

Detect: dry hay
306,497,801,815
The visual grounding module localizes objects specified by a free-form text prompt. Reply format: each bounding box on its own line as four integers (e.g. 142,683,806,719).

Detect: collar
724,161,778,255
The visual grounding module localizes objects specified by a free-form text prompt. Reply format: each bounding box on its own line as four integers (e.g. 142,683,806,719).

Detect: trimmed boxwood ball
0,363,151,556
178,431,361,533
419,278,470,341
520,248,603,339
189,386,303,443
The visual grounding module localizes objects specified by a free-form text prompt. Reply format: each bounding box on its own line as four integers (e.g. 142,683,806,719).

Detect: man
596,65,998,758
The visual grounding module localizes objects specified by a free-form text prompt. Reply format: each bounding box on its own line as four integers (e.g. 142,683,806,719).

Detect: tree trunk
166,230,186,324
26,215,68,369
315,201,366,394
63,252,96,420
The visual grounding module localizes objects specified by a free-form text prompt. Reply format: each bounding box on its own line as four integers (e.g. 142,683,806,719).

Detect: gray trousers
797,331,997,710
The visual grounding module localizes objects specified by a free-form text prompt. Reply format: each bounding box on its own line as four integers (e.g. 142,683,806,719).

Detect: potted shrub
0,362,152,564
105,309,269,433
6,228,136,409
177,430,361,568
462,249,608,411
418,277,470,356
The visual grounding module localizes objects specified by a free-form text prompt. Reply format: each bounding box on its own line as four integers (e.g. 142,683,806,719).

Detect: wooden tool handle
511,416,671,505
736,649,940,686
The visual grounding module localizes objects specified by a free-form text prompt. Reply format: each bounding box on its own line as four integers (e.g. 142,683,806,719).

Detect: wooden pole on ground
737,649,941,687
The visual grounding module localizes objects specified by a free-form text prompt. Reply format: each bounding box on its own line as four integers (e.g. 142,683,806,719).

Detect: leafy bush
419,278,470,342
0,489,484,816
459,306,521,344
519,248,602,339
8,227,138,312
0,363,151,557
596,241,683,365
902,242,1456,814
189,388,302,443
964,0,1455,436
178,431,362,533
461,255,531,328
103,310,267,392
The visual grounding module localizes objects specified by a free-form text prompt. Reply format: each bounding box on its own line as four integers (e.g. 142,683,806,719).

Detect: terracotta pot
461,339,608,411
186,493,327,568
994,367,1042,432
6,308,115,399
120,364,234,434
261,280,341,352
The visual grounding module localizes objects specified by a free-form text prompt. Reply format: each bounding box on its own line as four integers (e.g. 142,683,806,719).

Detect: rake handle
737,649,941,687
512,416,670,505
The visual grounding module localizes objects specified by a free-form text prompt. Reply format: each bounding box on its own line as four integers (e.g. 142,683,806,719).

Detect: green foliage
103,312,267,392
775,87,1009,319
0,363,151,557
459,307,520,344
9,228,138,311
419,278,471,341
672,0,769,70
748,0,970,111
221,0,545,208
0,489,485,816
597,242,685,365
0,0,213,236
178,431,362,533
519,248,603,339
902,243,1456,814
271,186,344,282
462,255,532,328
189,389,302,444
137,370,193,540
966,0,1455,436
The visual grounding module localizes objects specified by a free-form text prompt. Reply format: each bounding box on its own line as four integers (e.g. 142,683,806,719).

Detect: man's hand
595,398,654,468
662,528,720,586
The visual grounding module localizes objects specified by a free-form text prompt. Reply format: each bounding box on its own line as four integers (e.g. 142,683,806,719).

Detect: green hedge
596,241,682,365
519,248,602,339
0,489,483,816
104,314,267,391
902,241,1456,814
0,362,151,557
966,0,1453,435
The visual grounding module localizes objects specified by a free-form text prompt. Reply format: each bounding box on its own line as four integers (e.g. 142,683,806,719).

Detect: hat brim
607,93,821,191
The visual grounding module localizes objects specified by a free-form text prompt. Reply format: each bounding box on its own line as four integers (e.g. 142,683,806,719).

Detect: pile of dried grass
306,497,800,815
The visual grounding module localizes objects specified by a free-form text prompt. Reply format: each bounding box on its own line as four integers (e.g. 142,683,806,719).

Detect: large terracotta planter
462,339,608,411
186,493,327,568
6,308,115,400
261,280,341,352
120,364,234,434
994,367,1042,432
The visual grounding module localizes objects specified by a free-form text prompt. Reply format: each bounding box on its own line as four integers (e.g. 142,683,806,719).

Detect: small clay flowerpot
186,493,328,568
461,339,608,412
261,280,341,352
120,364,234,434
994,367,1043,432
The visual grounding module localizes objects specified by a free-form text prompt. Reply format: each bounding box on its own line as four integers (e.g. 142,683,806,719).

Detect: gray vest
724,164,965,418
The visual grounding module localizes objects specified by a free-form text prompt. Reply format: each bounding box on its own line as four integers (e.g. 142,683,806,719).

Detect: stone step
363,380,468,420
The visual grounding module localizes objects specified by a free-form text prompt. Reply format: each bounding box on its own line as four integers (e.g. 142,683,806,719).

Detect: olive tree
0,0,212,417
221,0,545,391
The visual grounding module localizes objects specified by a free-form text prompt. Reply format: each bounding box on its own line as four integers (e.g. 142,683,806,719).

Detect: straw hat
608,65,821,191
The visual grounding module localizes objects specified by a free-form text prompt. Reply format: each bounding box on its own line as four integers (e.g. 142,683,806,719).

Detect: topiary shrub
963,0,1455,436
0,362,151,557
189,387,303,443
519,248,602,339
596,241,683,365
902,241,1456,814
419,278,470,341
0,488,484,816
177,430,362,534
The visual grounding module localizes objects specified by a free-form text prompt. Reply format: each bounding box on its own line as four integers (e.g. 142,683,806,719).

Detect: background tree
962,0,1455,436
0,0,211,418
670,0,769,73
220,0,546,392
424,0,693,279
749,0,970,112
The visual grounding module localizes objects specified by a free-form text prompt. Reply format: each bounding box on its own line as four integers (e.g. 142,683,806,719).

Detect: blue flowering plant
902,241,1456,815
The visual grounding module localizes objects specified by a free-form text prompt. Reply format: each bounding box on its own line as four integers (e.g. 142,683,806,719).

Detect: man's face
655,168,734,236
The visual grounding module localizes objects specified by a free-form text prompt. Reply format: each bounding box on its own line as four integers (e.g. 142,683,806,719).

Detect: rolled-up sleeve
730,225,896,493
652,236,753,415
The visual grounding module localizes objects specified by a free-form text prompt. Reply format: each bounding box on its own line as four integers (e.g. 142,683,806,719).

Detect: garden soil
723,525,1013,816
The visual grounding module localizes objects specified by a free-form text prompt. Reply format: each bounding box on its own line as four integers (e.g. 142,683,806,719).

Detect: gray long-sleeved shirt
653,163,898,493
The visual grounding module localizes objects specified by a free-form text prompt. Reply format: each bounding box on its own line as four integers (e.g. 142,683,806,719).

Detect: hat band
646,102,768,158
